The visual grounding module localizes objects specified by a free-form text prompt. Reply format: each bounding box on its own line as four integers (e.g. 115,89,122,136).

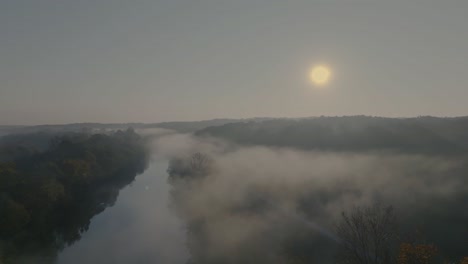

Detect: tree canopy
0,129,149,263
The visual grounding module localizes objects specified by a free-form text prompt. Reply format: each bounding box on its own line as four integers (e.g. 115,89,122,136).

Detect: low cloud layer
155,132,468,263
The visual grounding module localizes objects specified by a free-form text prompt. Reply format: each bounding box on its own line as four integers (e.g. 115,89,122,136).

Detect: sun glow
309,65,332,86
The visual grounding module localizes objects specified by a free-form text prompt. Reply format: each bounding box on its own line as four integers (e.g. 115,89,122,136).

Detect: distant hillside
0,123,140,135
196,116,468,154
0,119,260,136
149,118,274,133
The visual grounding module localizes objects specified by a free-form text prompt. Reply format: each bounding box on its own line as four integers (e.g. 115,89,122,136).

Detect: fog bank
157,132,468,263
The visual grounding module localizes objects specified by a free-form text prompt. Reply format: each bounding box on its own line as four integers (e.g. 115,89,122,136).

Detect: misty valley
0,116,467,264
3,1,468,263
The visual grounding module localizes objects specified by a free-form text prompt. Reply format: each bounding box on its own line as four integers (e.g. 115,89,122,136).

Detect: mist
1,122,466,263
156,132,468,263
3,0,468,263
57,160,188,264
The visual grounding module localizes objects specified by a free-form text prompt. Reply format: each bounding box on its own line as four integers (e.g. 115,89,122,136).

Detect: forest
196,116,468,154
3,0,468,263
1,117,467,263
0,129,149,263
162,116,468,264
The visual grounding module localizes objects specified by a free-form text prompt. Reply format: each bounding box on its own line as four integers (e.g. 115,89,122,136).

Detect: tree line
0,129,149,263
167,152,468,264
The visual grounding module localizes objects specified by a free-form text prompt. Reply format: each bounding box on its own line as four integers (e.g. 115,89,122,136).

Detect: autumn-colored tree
0,196,30,237
61,159,91,181
397,243,438,264
460,257,468,264
0,163,20,192
40,178,65,203
0,130,149,263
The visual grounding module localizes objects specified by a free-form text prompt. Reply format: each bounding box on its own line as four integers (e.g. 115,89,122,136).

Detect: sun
309,65,332,86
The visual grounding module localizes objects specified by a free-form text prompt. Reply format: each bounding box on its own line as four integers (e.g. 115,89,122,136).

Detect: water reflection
57,159,187,264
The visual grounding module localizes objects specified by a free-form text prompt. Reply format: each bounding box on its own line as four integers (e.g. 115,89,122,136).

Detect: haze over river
57,157,188,264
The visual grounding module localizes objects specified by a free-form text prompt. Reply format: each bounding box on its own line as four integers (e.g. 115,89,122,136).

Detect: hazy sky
1,0,468,125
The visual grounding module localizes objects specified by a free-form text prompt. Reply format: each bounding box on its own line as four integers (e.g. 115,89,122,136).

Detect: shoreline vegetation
0,129,150,263
1,116,467,263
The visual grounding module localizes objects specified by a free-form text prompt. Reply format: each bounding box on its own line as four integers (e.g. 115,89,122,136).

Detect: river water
56,158,188,264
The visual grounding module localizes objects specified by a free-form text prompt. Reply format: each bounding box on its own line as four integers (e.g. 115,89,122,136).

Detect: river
57,158,188,264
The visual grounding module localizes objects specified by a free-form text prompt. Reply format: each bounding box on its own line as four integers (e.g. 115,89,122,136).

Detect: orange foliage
398,243,438,264
460,257,468,264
